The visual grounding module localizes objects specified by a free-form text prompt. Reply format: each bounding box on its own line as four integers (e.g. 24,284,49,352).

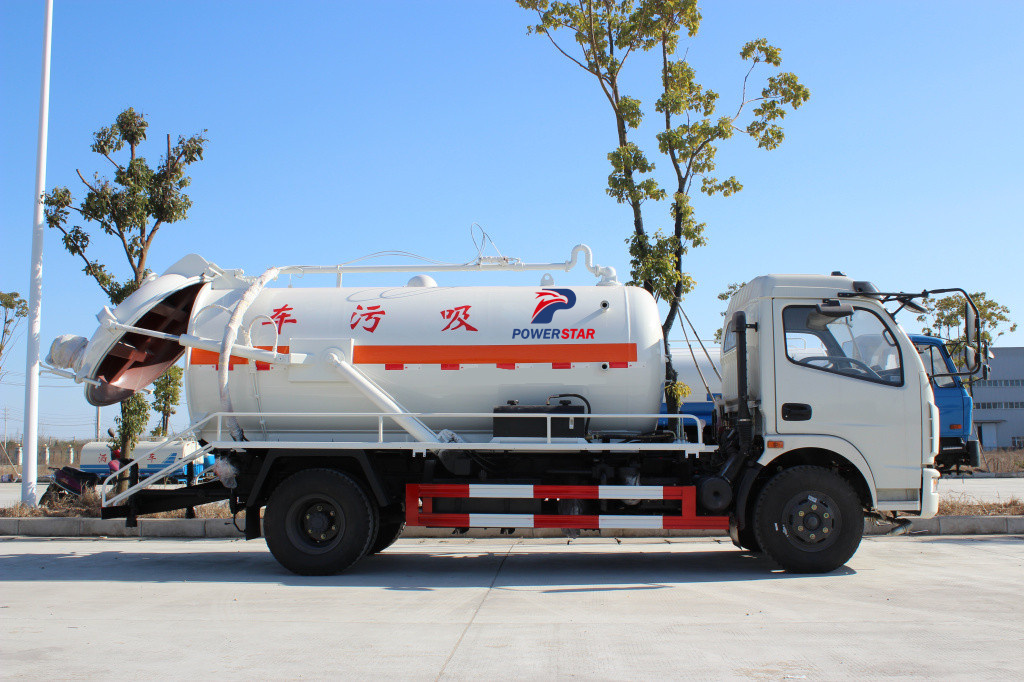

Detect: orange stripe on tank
351,343,637,365
187,343,638,367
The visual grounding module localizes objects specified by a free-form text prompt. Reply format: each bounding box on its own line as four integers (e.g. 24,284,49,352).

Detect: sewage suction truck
44,244,985,575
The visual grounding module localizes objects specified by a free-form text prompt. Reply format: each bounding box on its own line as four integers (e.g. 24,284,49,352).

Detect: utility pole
22,0,54,504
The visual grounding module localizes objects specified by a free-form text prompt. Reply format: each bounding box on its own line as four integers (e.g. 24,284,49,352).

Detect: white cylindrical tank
66,254,667,442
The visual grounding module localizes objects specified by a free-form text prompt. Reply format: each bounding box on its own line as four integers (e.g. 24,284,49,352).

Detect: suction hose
218,266,280,440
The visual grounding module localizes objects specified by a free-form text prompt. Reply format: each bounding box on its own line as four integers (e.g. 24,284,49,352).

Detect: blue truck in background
909,334,981,472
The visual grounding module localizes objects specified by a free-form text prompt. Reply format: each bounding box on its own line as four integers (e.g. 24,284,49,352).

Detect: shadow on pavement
0,539,855,587
913,535,1024,545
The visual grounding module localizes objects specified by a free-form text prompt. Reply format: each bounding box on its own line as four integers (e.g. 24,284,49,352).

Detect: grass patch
938,494,1023,516
978,449,1024,474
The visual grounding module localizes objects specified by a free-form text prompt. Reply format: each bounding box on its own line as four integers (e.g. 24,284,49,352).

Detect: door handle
781,403,812,421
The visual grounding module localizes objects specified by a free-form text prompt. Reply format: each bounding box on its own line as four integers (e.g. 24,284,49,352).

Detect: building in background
971,347,1024,449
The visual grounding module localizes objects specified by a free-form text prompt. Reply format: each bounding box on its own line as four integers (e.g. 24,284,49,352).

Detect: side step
101,480,232,522
405,484,729,530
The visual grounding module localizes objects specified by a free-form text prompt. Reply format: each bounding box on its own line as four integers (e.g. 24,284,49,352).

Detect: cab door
773,301,922,490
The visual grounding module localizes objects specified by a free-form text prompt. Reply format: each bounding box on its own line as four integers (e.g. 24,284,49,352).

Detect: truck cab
720,275,945,560
909,334,980,471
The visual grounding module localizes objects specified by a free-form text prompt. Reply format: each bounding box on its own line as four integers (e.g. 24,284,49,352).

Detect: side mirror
107,427,116,439
963,346,979,373
965,303,979,345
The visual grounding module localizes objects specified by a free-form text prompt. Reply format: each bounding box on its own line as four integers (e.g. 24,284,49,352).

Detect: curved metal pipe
218,267,280,440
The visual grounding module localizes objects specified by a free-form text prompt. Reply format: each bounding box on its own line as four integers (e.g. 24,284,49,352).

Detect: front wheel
264,468,379,575
753,465,863,573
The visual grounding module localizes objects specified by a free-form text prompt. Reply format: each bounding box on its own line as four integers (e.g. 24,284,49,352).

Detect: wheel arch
248,450,390,510
734,437,877,531
755,439,877,510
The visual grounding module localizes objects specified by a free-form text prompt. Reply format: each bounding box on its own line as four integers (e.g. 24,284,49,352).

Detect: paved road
1,536,1021,680
0,483,45,507
938,477,1024,503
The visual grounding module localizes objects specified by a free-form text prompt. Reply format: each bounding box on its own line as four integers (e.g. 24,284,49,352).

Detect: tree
116,393,150,459
517,1,808,406
43,108,207,453
1,292,28,378
150,365,183,437
713,281,745,343
917,293,1016,353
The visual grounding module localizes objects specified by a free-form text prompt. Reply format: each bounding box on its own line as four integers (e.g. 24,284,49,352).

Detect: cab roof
726,274,865,316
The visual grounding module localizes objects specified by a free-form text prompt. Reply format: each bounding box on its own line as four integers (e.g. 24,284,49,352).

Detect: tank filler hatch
72,254,217,407
84,282,205,406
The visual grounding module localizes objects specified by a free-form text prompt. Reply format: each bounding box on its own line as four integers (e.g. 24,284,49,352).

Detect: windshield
914,343,957,388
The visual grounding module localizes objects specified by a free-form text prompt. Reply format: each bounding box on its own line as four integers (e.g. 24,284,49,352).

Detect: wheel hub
785,494,838,547
300,502,341,543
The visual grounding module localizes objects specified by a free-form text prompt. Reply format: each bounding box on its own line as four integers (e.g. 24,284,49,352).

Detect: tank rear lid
78,255,215,406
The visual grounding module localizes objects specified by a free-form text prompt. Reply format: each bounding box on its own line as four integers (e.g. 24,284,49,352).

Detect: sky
2,1,1023,440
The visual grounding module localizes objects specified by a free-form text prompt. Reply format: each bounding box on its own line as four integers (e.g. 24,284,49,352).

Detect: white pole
95,405,100,441
22,0,54,505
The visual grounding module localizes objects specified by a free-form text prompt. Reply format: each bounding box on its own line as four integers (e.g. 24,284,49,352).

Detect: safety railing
201,410,708,446
101,410,712,508
100,412,223,508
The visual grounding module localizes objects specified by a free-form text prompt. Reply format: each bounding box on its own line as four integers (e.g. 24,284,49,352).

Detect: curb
1,516,1022,539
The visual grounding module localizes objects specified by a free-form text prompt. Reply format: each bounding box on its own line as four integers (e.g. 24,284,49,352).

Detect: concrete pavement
938,476,1024,503
1,535,1022,680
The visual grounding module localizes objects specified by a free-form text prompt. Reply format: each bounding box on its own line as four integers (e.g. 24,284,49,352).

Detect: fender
756,434,878,508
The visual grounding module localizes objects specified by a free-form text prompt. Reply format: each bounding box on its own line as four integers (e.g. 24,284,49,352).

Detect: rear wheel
264,468,378,575
753,465,863,573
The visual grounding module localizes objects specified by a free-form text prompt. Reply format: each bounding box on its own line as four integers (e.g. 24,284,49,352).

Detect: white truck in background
45,246,985,575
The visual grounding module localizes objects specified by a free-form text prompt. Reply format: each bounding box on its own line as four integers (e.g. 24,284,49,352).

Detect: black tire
264,468,379,575
753,465,863,574
368,520,406,555
730,516,762,553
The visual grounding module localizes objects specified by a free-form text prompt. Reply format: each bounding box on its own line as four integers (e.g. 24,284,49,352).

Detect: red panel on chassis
405,483,729,531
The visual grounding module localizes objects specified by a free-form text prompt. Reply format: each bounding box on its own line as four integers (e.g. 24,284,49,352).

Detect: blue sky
2,1,1023,439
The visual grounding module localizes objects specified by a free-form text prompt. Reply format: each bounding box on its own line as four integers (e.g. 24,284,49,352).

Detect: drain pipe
324,349,441,445
219,267,280,440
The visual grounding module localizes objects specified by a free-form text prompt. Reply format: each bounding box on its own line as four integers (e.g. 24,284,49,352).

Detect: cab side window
783,306,904,386
915,344,956,389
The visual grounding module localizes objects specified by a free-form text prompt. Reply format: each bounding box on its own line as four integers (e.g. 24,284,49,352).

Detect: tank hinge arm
93,317,306,367
324,349,442,446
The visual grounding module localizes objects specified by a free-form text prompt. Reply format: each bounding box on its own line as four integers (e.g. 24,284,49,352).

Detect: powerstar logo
531,288,576,324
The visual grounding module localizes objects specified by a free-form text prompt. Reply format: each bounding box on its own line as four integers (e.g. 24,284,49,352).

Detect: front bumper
919,467,940,519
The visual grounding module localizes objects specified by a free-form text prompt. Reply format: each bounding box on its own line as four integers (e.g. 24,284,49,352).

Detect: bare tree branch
75,169,101,194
